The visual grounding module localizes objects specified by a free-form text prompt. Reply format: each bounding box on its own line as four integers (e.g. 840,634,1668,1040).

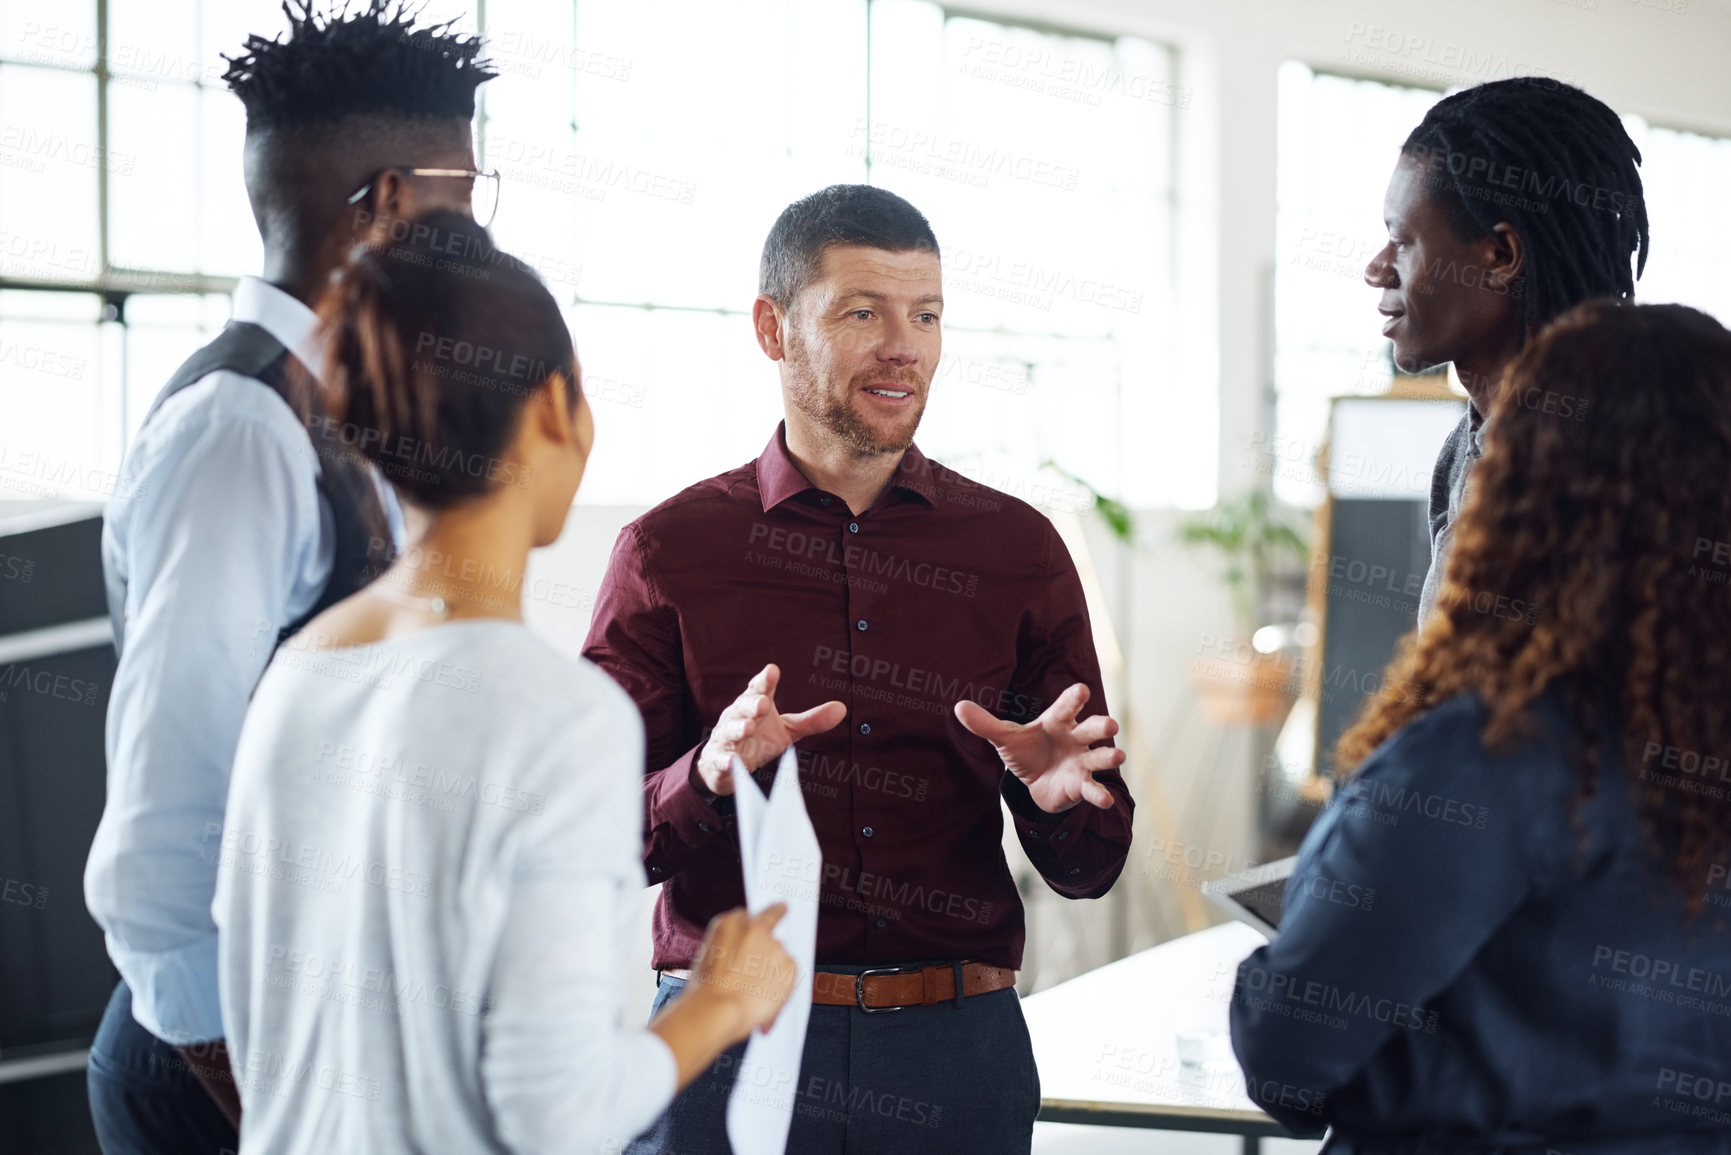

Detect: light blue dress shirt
85,277,400,1044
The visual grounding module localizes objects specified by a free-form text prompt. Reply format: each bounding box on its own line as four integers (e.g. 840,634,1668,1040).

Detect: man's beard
784,331,928,456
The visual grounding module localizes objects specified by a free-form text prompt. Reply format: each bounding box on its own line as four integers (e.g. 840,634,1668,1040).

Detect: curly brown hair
1335,300,1731,909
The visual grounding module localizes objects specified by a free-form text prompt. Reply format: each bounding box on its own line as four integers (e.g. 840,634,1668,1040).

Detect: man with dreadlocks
83,5,494,1150
1362,77,1649,624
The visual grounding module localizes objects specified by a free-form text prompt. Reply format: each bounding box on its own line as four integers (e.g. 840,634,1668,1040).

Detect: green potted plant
1176,490,1310,726
1039,460,1135,544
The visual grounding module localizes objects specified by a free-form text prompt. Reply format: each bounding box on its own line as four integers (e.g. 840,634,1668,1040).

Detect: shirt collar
755,421,939,513
231,276,328,382
1466,402,1487,460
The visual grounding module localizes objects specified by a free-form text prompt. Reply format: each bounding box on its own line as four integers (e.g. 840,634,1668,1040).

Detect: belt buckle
855,965,921,1014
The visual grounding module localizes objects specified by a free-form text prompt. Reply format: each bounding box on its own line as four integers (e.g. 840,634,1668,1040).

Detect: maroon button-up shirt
582,423,1134,970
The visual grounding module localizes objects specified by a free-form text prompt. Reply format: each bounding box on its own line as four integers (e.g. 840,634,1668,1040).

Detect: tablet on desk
1201,857,1296,939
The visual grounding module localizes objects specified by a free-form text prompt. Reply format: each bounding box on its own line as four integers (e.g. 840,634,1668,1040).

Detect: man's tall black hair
222,0,494,129
1402,77,1649,342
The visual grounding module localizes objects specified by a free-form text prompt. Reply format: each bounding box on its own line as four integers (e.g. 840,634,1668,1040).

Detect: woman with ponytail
213,211,796,1153
1230,301,1731,1153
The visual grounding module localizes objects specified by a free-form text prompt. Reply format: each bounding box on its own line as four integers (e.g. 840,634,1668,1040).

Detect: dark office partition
1314,497,1432,776
0,503,116,1152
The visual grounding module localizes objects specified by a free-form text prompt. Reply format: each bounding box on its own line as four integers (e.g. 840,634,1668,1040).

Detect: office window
1273,62,1731,508
1271,64,1444,508
1623,119,1731,322
2,0,1190,509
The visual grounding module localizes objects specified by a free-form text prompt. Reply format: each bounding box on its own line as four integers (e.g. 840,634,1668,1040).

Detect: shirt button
862,826,874,837
820,496,832,505
856,620,868,631
876,918,888,928
859,723,871,735
1068,867,1081,876
848,522,860,533
650,866,664,875
1056,831,1068,841
697,822,711,833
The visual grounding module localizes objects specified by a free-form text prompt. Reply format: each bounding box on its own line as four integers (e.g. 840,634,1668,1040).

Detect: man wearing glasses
83,4,496,1151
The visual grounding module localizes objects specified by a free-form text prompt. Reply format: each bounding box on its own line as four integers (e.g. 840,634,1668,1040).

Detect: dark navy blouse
1231,690,1731,1154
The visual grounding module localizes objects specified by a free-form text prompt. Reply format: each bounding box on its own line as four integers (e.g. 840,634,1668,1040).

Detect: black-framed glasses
345,167,501,228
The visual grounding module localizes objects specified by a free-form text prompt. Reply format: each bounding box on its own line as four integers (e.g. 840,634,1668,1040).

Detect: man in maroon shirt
586,184,1134,1154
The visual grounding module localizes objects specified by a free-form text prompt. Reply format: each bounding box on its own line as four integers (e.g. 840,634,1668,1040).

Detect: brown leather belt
660,961,1016,1013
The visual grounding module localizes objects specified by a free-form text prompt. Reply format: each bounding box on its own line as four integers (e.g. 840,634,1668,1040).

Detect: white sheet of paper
726,747,821,1155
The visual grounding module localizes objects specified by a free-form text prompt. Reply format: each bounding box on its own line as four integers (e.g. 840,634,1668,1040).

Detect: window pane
122,292,231,445
199,85,260,275
0,292,111,503
2,4,98,72
481,0,579,290
567,304,784,505
109,0,199,84
1273,64,1443,506
566,0,867,310
870,5,1186,505
0,65,101,280
109,81,200,271
1628,121,1731,323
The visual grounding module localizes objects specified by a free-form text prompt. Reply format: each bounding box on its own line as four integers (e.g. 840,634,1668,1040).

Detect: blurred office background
3,0,1730,1151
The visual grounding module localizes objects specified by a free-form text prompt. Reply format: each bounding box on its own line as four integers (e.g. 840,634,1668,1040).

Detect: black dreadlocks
222,0,495,129
1401,77,1649,342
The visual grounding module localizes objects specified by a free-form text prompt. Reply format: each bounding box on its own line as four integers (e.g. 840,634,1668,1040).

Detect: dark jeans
626,964,1040,1155
87,980,238,1155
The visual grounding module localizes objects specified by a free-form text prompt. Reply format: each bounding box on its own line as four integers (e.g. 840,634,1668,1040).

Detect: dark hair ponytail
316,209,578,508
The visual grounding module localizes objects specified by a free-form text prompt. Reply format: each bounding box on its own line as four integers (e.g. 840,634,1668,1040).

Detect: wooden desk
1023,922,1301,1154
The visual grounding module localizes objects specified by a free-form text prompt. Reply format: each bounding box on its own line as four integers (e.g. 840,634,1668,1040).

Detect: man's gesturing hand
694,663,847,797
954,683,1124,815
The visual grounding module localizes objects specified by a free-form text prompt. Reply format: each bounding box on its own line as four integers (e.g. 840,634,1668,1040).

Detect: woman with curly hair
1231,300,1731,1154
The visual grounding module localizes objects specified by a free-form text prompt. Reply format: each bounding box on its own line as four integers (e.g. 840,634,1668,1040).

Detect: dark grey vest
107,321,395,657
